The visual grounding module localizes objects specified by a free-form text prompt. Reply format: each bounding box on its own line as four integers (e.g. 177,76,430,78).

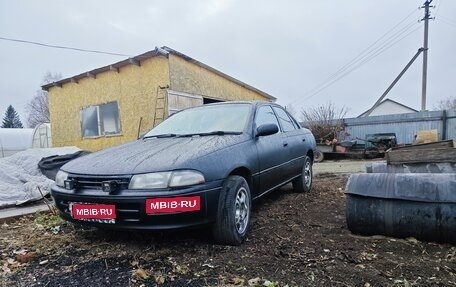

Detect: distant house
42,46,275,151
358,99,417,117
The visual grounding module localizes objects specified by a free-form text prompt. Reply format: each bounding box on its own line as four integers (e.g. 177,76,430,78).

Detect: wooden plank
415,129,438,144
167,93,203,113
386,147,456,164
390,140,454,151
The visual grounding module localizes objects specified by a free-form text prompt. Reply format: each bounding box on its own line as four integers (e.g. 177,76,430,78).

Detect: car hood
61,135,248,175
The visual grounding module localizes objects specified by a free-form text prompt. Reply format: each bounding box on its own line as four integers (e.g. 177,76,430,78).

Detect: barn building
43,47,275,151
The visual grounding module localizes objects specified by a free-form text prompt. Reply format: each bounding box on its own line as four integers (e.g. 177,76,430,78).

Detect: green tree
1,105,24,128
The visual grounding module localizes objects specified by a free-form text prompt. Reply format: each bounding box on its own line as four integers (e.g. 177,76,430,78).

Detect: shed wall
48,56,170,151
168,54,269,102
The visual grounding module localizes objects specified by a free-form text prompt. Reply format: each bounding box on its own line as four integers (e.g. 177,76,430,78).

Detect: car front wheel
212,175,251,245
292,155,313,193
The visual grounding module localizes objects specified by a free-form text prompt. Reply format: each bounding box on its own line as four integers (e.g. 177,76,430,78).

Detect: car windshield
144,103,251,137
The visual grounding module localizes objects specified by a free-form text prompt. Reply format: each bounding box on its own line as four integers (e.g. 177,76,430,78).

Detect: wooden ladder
153,86,168,127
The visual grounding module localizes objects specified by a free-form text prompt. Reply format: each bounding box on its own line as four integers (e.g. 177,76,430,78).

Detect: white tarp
0,147,80,208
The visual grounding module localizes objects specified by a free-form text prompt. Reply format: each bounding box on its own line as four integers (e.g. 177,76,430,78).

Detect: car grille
68,175,131,190
58,175,142,223
57,200,141,223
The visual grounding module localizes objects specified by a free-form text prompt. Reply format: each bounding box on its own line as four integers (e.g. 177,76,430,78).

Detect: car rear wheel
292,155,313,193
212,175,251,246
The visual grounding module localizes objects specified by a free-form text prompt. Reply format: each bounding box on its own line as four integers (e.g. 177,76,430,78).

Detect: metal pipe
442,110,447,140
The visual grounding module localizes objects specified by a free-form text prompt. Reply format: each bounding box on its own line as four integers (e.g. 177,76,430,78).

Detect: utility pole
421,0,433,111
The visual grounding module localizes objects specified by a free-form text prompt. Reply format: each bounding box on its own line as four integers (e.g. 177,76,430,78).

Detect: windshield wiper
179,131,242,137
143,133,178,139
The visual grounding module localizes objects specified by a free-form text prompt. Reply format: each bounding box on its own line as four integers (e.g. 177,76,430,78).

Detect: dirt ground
1,173,455,287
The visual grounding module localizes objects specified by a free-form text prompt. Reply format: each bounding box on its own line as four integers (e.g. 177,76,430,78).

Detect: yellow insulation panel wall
168,54,269,102
48,56,170,151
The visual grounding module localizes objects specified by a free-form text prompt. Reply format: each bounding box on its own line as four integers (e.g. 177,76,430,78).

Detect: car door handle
283,142,288,147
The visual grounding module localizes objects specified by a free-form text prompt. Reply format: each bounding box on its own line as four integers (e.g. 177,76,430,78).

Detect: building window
81,102,121,138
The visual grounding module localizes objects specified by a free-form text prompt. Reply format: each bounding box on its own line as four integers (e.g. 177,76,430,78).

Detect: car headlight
169,170,205,187
129,170,205,189
55,170,69,187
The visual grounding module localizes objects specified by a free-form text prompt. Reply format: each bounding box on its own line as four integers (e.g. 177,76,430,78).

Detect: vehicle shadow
69,223,216,247
66,184,296,247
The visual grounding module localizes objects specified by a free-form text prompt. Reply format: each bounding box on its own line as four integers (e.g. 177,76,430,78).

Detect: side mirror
256,123,279,137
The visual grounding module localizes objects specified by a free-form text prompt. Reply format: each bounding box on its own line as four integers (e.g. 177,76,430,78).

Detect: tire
314,150,324,163
212,175,251,246
292,155,313,193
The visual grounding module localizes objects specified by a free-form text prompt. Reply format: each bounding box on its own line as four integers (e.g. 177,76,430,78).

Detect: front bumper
51,180,223,230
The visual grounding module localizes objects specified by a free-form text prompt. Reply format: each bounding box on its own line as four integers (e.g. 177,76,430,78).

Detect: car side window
273,107,296,132
290,114,301,129
255,106,280,129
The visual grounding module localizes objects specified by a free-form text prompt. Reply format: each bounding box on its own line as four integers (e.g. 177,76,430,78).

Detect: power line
437,15,456,25
434,0,444,18
0,36,132,57
323,20,418,85
294,22,419,104
288,8,421,106
437,18,456,28
325,8,420,82
295,26,421,104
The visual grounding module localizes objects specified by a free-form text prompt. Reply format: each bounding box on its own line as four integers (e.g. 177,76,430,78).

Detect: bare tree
300,102,348,143
26,72,62,128
434,96,456,110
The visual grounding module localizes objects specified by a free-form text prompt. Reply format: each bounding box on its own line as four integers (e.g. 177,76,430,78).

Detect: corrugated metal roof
41,46,276,101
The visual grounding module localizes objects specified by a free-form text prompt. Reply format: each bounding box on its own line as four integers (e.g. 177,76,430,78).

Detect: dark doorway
203,98,224,104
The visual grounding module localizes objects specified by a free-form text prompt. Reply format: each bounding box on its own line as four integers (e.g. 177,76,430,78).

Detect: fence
302,110,456,145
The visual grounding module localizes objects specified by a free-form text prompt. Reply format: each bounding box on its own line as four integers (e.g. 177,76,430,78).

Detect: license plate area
70,202,116,224
146,196,201,214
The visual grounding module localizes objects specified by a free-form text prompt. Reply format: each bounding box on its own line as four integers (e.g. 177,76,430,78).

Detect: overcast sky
1,0,455,126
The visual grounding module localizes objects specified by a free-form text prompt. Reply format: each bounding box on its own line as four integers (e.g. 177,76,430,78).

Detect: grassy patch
33,213,63,228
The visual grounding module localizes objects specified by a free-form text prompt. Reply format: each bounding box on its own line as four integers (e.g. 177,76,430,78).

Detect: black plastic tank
366,161,456,173
345,173,456,244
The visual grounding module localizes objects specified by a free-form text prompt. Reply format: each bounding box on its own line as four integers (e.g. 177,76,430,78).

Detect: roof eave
42,48,169,91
